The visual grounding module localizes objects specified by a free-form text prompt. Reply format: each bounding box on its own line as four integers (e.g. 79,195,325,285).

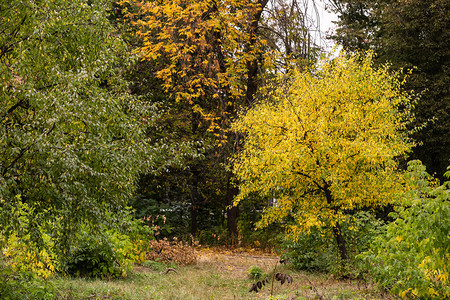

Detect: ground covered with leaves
51,248,390,300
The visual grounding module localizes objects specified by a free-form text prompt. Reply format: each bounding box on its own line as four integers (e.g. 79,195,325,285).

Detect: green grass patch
45,257,389,300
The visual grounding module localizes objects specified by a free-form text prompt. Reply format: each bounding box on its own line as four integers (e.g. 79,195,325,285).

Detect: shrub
283,211,384,277
2,233,58,279
282,226,332,273
63,228,135,278
247,265,263,279
360,160,450,298
62,208,157,278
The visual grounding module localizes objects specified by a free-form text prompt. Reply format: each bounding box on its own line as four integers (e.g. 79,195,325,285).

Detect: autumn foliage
119,0,268,137
232,52,414,260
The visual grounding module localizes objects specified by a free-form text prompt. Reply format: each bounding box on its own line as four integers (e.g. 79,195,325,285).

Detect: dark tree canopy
330,0,450,179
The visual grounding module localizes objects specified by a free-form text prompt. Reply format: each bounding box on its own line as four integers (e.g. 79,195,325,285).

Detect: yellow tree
118,0,319,135
118,0,271,236
118,0,322,238
232,52,414,260
119,0,270,132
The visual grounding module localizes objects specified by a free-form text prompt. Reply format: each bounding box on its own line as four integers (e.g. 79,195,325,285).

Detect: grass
52,264,246,299
47,249,391,300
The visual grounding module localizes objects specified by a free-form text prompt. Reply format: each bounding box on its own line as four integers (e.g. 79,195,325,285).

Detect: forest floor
52,247,392,300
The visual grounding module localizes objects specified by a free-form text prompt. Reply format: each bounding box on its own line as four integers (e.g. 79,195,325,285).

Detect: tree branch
1,144,32,177
1,99,29,121
294,171,325,192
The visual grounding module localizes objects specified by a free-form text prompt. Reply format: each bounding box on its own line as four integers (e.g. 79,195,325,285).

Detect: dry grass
52,248,391,300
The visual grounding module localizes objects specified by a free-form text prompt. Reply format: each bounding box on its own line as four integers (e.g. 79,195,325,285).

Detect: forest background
0,0,448,299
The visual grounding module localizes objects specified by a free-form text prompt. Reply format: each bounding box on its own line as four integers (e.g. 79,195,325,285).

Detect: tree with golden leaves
119,0,321,237
120,0,270,134
119,0,275,237
232,52,415,260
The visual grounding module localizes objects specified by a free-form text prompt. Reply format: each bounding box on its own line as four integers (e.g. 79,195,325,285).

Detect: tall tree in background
329,0,449,179
119,0,321,239
119,0,269,238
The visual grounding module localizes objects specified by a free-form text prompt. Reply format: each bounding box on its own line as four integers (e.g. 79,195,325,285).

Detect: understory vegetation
1,0,448,299
1,161,448,299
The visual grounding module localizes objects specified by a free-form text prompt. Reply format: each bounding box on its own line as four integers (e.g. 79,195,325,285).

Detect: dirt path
197,248,280,278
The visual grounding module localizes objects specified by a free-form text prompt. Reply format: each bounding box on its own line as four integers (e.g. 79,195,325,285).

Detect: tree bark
190,166,201,237
245,0,269,105
332,222,347,261
225,174,239,242
189,112,202,237
323,183,348,261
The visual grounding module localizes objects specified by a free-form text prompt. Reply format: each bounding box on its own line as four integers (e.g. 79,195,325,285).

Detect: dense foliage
329,0,449,179
0,0,157,274
360,160,449,298
233,52,414,261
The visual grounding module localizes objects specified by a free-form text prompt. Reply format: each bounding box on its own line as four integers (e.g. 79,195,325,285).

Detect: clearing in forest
53,248,390,299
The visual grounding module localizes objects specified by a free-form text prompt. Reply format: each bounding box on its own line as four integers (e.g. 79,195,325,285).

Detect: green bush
63,228,134,278
283,226,332,272
283,211,384,276
247,265,263,280
360,160,450,299
0,265,55,300
61,208,156,277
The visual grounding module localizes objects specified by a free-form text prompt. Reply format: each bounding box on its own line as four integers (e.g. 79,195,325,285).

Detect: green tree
329,0,450,179
232,52,414,260
0,0,154,259
328,0,379,51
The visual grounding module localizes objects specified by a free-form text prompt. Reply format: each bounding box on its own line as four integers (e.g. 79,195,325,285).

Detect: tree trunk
245,0,269,105
225,175,239,242
332,222,347,261
190,167,200,237
189,112,201,237
323,183,348,261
